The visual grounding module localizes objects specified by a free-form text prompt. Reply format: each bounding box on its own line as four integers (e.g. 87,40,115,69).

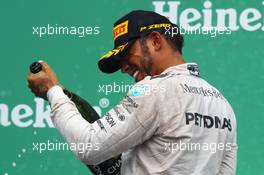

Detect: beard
140,55,153,75
139,39,154,75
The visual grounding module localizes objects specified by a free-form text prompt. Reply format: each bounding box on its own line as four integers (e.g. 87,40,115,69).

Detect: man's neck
153,52,185,75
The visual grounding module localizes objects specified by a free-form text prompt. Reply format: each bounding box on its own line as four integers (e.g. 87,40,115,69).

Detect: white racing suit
47,63,237,175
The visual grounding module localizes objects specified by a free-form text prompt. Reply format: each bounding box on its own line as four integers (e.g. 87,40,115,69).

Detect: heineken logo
0,98,102,128
153,0,264,31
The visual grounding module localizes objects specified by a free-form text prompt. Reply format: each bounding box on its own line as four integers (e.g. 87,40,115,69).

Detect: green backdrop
1,0,263,174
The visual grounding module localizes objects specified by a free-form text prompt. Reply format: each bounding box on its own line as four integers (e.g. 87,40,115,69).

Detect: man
28,10,237,175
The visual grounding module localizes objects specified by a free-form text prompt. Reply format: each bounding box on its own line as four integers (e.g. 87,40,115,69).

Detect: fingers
27,74,46,99
27,70,44,87
27,77,39,95
27,71,38,83
28,83,38,94
39,61,51,72
27,73,37,91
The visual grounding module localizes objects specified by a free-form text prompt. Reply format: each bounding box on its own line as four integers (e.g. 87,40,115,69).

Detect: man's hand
27,61,59,100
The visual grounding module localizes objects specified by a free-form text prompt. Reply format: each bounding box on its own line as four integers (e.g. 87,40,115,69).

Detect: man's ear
148,31,162,51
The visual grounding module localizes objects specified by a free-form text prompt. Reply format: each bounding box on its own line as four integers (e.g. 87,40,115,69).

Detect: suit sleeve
218,112,237,175
47,85,160,165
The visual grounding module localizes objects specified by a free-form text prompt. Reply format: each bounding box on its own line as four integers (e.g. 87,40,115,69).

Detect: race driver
27,10,237,175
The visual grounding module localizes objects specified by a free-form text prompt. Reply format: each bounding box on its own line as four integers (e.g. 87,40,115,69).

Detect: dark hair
159,25,184,54
139,37,149,54
162,29,184,54
139,26,184,54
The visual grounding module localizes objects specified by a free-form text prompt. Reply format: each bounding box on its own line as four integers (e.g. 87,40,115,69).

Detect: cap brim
98,41,134,73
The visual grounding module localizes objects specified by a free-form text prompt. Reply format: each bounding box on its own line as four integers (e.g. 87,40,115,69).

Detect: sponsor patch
180,83,223,99
120,95,139,114
131,85,146,97
105,112,116,127
124,95,139,108
113,20,128,40
187,64,200,77
96,120,107,132
100,43,128,60
185,112,232,132
140,23,172,32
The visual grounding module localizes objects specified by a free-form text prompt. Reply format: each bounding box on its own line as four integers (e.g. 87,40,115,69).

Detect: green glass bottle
29,62,122,175
63,89,122,175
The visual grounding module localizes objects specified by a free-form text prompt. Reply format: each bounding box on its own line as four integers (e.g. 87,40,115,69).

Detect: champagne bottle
29,62,122,175
63,89,122,175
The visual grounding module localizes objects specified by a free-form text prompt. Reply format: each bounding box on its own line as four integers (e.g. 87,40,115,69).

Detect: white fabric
48,63,237,175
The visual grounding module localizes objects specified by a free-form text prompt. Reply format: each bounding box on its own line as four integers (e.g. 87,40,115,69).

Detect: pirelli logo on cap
113,20,128,40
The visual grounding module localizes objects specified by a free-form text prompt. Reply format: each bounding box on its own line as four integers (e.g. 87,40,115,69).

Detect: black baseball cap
98,10,176,73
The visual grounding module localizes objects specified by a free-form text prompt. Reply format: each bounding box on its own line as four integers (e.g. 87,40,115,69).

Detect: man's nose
121,63,130,73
